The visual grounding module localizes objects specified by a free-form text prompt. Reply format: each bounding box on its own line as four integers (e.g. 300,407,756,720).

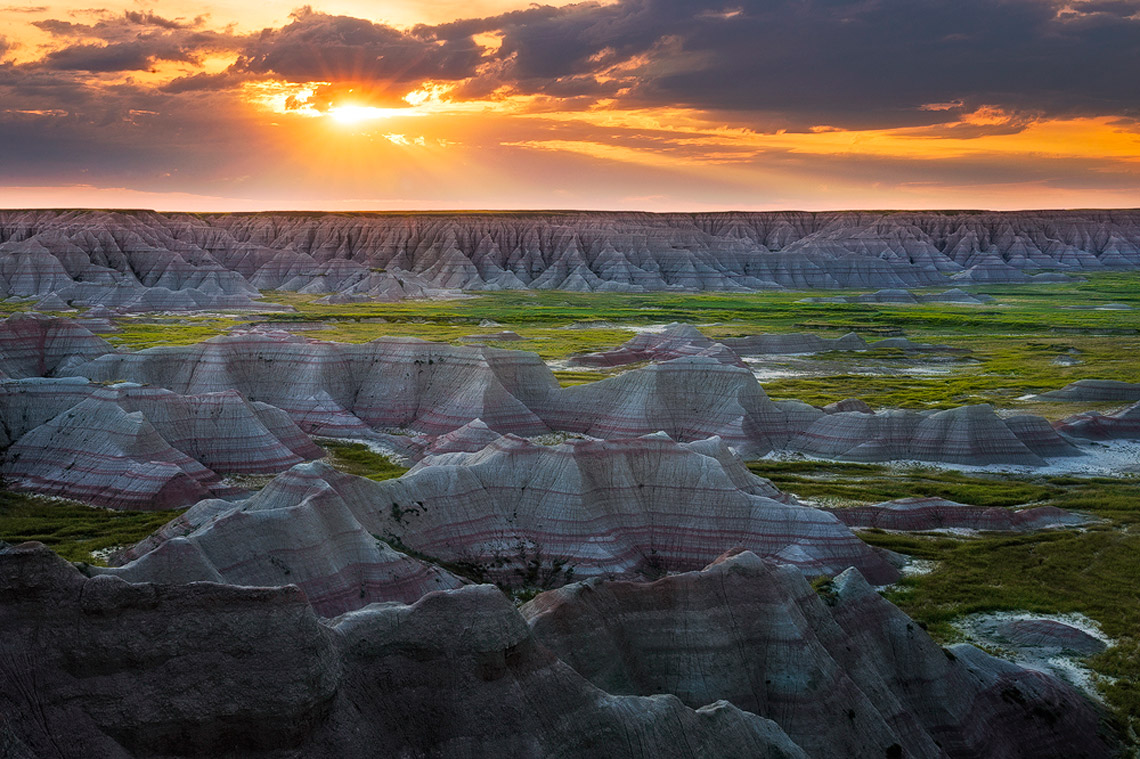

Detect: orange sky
0,0,1137,211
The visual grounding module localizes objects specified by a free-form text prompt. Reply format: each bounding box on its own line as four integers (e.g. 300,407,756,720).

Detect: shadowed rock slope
524,550,1112,759
0,542,804,759
2,209,1138,301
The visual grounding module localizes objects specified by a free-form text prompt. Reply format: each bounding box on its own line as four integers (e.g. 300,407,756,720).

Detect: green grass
867,524,1140,730
746,460,1055,507
749,459,1140,733
319,440,409,481
0,489,184,565
107,317,240,349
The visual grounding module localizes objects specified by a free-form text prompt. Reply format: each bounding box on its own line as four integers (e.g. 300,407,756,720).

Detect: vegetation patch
0,489,183,565
319,440,409,481
108,317,239,349
745,460,1054,507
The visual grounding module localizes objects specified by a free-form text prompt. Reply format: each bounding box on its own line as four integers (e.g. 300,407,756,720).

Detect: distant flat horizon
3,207,1140,216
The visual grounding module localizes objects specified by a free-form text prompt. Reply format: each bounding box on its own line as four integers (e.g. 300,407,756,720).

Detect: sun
329,104,396,125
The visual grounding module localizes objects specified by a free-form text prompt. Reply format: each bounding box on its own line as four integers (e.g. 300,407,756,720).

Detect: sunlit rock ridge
1,209,1138,298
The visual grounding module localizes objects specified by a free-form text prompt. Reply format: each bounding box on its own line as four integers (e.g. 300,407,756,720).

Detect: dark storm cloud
121,11,197,30
21,0,1136,125
1068,0,1140,16
29,12,236,72
33,11,203,40
235,7,484,88
37,41,181,71
427,0,1140,128
159,70,245,93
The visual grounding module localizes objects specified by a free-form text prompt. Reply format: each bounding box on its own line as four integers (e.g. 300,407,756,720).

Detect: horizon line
2,206,1140,215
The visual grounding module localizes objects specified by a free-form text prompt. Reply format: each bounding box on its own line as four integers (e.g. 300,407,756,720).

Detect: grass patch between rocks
319,440,409,481
0,489,184,565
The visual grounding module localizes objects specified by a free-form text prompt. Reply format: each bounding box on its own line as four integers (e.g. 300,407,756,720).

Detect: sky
0,0,1138,212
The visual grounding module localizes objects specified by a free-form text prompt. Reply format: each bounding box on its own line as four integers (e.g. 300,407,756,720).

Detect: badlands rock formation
1056,402,1140,439
568,323,747,368
2,542,804,759
62,329,811,457
524,550,1110,758
803,287,996,304
548,357,825,457
66,332,559,439
568,323,962,370
828,497,1091,532
721,330,868,355
990,619,1107,657
0,377,319,508
1040,379,1140,402
0,317,1088,480
0,312,113,378
44,324,1083,466
102,434,899,615
792,404,1079,466
2,209,1138,302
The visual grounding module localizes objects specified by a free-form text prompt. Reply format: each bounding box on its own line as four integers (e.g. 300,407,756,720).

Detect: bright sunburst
328,104,396,124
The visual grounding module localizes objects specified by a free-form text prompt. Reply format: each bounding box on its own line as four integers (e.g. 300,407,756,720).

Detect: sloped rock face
567,322,722,365
792,404,1080,466
722,331,868,355
64,332,814,458
419,417,508,460
1056,402,1140,439
523,551,1112,759
569,323,744,368
1040,379,1140,402
1,394,230,509
549,357,823,457
2,209,1138,301
0,312,113,378
828,497,1091,532
105,435,899,611
0,377,321,508
323,583,806,759
992,619,1107,656
0,212,281,312
66,333,559,438
0,542,341,758
57,329,1084,467
2,543,803,759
